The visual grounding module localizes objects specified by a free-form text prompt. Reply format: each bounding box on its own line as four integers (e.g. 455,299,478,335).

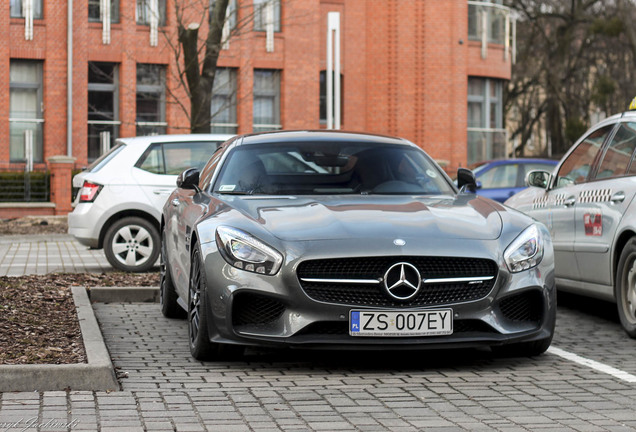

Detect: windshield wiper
216,190,253,195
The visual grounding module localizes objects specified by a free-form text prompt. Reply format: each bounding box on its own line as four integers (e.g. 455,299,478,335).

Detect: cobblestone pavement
0,235,112,276
2,295,636,431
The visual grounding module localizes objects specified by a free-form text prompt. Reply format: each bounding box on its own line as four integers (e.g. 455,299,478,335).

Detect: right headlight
504,224,544,273
215,226,283,275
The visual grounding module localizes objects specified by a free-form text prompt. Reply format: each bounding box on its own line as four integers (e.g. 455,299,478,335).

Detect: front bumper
197,234,556,351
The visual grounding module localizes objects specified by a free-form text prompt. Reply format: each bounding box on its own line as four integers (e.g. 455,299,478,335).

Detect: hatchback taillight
79,181,102,202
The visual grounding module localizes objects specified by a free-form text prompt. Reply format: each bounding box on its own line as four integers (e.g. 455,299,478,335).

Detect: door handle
171,198,179,207
563,196,576,207
611,192,625,204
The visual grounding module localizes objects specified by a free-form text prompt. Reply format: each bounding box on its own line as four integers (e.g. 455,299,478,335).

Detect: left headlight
215,226,283,275
504,224,544,273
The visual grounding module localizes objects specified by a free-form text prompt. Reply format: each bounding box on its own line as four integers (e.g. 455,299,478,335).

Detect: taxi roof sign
630,96,636,111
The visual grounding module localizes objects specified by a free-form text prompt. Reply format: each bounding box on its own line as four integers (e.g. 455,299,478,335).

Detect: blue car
472,158,558,203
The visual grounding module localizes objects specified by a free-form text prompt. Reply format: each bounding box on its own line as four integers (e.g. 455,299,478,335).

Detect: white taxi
505,106,636,337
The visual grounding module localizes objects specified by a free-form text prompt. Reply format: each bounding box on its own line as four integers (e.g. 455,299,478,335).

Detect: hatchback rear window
86,143,126,173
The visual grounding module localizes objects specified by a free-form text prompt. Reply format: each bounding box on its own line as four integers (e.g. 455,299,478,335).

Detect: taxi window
555,125,613,188
596,123,636,179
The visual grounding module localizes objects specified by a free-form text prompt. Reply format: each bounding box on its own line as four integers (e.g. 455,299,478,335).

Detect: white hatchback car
68,134,233,272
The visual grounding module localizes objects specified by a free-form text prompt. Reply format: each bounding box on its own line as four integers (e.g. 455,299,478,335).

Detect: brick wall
0,0,511,214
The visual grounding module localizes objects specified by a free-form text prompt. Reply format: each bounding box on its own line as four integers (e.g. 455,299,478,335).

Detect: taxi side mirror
526,170,551,189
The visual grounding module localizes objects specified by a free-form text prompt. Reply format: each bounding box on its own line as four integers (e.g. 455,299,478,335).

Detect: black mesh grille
297,256,498,308
296,319,497,336
232,293,285,326
499,290,543,323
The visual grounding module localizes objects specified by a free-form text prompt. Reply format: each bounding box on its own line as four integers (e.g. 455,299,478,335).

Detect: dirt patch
0,216,68,235
0,272,159,365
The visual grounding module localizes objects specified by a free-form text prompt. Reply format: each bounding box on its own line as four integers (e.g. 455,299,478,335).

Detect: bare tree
171,0,230,134
506,0,636,157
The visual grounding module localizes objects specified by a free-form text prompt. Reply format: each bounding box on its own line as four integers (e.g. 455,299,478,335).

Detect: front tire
189,245,215,360
103,217,160,272
188,243,244,361
160,228,186,319
615,238,636,338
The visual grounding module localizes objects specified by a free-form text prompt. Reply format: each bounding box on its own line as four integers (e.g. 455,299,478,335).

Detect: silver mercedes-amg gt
160,131,556,360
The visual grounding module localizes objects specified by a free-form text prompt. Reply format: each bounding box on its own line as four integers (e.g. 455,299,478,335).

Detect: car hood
218,194,504,241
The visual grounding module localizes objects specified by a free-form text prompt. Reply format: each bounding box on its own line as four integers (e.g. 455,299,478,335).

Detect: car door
538,125,615,281
574,121,636,287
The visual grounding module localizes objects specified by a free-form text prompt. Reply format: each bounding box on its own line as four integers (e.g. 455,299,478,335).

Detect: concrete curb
88,286,160,303
0,287,119,392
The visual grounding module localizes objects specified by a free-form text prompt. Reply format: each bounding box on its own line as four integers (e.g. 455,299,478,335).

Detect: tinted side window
199,146,226,190
556,125,613,188
478,164,518,188
137,141,222,175
597,122,636,179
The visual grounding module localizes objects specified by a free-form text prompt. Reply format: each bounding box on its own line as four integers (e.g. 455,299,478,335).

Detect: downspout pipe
67,0,73,156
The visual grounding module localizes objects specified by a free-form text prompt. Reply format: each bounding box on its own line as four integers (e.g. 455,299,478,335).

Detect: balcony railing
467,128,508,165
468,1,516,63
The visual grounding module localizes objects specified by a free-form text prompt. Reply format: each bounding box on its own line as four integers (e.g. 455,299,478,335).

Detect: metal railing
0,168,50,202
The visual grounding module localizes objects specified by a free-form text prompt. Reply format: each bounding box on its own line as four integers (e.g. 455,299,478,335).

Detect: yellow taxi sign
630,96,636,111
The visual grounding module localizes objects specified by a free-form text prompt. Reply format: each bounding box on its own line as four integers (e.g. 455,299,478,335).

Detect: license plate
349,309,453,337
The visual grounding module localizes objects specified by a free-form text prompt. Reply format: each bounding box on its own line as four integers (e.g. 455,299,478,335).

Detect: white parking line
548,346,636,383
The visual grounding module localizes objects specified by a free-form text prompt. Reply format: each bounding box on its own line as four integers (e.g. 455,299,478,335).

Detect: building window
10,0,43,19
9,60,43,163
210,0,237,28
319,71,344,124
136,64,166,136
467,77,506,165
89,0,120,23
88,62,120,163
253,0,280,32
136,0,166,26
468,0,506,44
253,70,281,133
211,68,238,134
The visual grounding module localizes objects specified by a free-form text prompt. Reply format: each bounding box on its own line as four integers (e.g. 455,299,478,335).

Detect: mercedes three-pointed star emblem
383,262,422,301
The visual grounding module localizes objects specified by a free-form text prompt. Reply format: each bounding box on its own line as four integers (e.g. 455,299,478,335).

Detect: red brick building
1,0,513,216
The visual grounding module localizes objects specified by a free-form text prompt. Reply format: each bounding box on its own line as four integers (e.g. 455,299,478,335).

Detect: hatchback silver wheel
111,225,153,267
103,216,160,272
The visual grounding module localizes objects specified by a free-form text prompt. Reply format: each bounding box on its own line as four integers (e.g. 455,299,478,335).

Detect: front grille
499,290,543,323
296,319,497,337
297,256,498,308
232,293,285,327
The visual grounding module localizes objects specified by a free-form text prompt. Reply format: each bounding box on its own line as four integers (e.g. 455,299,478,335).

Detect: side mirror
525,170,551,189
456,168,477,193
177,168,200,190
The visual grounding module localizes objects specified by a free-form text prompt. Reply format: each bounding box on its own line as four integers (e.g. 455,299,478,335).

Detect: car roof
115,134,235,146
235,130,415,147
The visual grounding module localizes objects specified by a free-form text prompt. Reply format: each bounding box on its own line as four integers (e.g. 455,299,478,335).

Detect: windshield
213,142,454,196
